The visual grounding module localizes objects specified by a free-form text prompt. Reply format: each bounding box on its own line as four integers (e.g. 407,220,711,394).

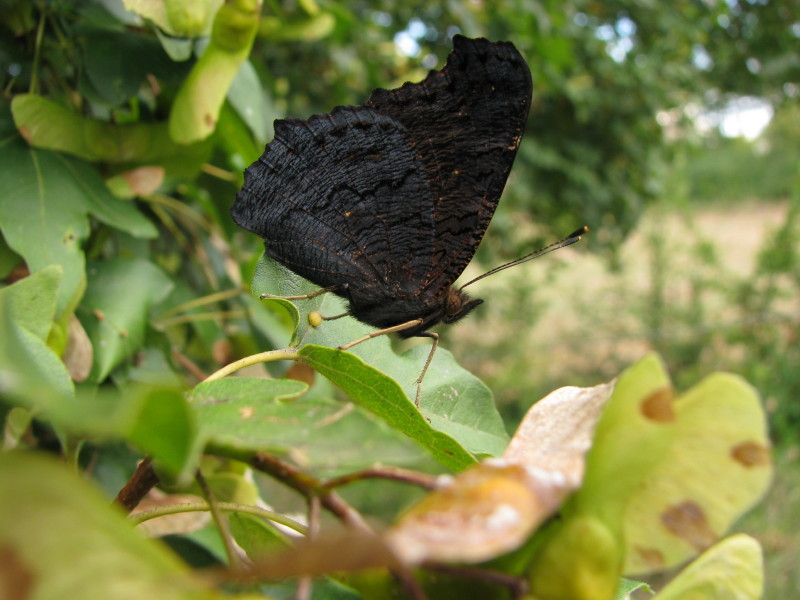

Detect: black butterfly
232,35,581,403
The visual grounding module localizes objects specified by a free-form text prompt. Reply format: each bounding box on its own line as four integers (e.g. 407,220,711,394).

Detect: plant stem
203,348,299,381
129,501,308,535
196,469,244,572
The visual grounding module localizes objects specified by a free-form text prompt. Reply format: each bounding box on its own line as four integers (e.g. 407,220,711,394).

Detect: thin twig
323,465,439,490
248,452,369,531
196,470,245,572
129,501,308,535
115,458,159,513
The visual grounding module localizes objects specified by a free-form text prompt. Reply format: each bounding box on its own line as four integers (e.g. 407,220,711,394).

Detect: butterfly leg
338,318,425,352
337,318,428,405
259,285,339,301
413,331,439,408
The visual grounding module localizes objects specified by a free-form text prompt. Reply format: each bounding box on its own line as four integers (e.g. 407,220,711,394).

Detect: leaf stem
248,452,369,531
29,6,46,94
196,469,244,571
203,348,299,381
323,465,439,490
129,501,308,535
158,288,246,319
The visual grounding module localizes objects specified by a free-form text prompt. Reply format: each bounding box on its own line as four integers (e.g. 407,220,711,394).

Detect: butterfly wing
232,106,437,311
365,35,532,292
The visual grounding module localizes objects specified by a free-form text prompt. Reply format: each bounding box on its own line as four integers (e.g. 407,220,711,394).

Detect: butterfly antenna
458,226,588,291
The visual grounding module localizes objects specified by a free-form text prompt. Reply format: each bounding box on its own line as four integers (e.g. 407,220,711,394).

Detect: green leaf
124,0,223,38
128,386,199,477
652,534,763,600
228,512,289,560
189,377,427,475
621,373,772,574
0,266,74,401
227,60,269,145
249,254,508,465
251,254,305,342
0,134,157,314
79,258,174,381
1,263,62,341
299,345,479,472
0,452,218,600
577,353,676,524
300,301,508,458
616,578,653,598
81,30,171,106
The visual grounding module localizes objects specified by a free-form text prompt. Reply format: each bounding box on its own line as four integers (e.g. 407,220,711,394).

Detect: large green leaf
250,253,508,465
299,345,480,472
0,453,220,600
189,377,427,476
0,132,157,314
79,258,173,381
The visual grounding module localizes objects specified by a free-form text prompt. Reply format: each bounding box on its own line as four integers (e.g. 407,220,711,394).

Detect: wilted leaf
503,382,615,486
242,529,401,580
527,354,773,600
386,381,615,564
63,314,93,382
106,166,165,198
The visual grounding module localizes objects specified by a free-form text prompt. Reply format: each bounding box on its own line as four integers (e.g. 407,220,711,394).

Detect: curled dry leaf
386,381,615,564
63,314,93,382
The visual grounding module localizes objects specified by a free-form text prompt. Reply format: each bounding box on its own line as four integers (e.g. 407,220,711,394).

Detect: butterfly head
442,288,484,325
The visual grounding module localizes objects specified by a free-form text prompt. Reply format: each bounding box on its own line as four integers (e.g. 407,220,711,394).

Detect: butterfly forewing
364,35,532,294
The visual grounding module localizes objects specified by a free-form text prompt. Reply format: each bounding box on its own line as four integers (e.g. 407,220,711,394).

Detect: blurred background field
2,0,798,596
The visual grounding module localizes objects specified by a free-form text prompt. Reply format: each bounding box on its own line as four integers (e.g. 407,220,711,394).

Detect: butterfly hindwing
233,107,437,307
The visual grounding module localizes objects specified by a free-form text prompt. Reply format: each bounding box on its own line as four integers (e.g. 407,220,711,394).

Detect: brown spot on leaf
640,386,675,422
633,545,664,569
731,441,770,467
17,125,32,145
204,113,215,128
661,501,716,550
0,544,35,599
